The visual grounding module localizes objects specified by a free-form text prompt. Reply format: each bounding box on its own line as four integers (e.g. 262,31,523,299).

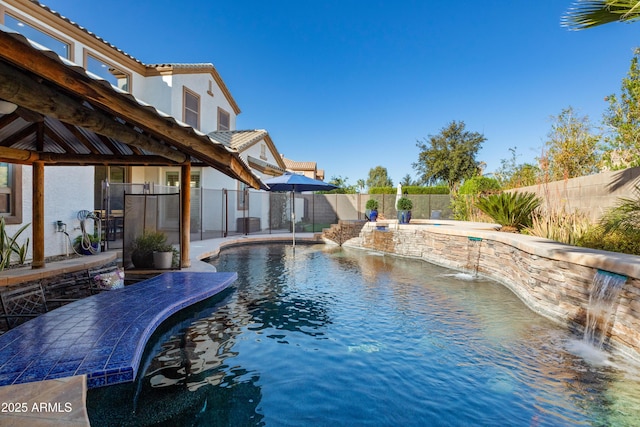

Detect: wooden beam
0,145,178,166
0,146,40,164
32,161,45,269
0,122,36,148
0,32,262,189
180,163,191,268
0,111,20,128
37,152,179,166
61,122,99,154
15,106,44,123
0,61,188,164
44,125,78,153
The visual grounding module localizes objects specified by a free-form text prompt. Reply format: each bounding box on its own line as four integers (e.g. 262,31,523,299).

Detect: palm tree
563,1,640,30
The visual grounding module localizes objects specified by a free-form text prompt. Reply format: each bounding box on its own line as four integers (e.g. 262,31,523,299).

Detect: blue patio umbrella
263,172,338,246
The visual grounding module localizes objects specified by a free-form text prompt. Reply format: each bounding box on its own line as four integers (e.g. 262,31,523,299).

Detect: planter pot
81,242,100,255
398,210,411,224
369,209,378,222
131,251,153,269
153,251,173,269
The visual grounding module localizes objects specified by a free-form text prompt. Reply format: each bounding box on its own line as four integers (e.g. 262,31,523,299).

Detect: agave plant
475,192,541,232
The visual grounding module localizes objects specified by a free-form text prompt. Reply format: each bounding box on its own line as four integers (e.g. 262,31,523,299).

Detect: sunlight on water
87,244,640,427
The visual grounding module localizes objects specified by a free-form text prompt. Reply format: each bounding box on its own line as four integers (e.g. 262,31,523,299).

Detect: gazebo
0,27,263,269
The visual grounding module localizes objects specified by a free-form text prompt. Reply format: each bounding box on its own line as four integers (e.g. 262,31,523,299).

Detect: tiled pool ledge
0,271,237,389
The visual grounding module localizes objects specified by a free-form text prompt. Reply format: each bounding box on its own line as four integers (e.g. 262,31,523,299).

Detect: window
0,163,22,224
218,108,230,131
3,13,70,59
86,53,130,92
166,171,200,187
260,144,267,160
183,88,200,129
166,172,179,187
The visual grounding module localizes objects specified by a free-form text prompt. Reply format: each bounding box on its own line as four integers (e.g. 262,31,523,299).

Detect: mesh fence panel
123,193,181,269
113,185,452,244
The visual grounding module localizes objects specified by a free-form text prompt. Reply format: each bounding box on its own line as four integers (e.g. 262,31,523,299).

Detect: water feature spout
583,269,627,350
466,237,483,277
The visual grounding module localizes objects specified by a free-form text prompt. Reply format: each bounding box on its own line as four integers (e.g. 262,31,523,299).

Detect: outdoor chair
0,283,49,330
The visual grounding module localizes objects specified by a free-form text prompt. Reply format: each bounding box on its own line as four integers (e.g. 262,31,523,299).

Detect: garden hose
77,210,101,254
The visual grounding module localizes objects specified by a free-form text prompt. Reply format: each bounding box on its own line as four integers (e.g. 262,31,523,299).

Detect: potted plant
74,233,101,255
365,199,379,222
130,231,176,269
153,242,178,270
396,197,413,224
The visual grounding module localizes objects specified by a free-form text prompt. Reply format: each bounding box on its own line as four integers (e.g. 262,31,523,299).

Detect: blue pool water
88,244,640,426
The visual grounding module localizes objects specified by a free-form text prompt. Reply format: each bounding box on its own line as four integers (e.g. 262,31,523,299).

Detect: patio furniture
0,283,48,330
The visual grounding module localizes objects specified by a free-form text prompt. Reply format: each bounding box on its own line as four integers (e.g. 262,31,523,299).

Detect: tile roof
208,130,269,151
23,1,240,114
282,156,317,171
0,26,261,188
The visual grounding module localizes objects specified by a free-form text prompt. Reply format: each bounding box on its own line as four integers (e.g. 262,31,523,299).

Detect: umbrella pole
291,190,296,247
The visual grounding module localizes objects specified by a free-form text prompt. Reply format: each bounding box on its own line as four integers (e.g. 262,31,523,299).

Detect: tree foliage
494,147,540,189
328,175,357,193
562,1,640,30
413,120,485,194
602,49,640,169
366,166,393,189
400,174,415,186
543,106,600,180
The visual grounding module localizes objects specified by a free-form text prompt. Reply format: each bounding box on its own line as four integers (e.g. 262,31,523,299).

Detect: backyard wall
350,222,640,363
510,166,640,221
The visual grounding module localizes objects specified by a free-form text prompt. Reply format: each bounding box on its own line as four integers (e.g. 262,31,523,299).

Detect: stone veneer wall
352,221,640,362
322,220,367,245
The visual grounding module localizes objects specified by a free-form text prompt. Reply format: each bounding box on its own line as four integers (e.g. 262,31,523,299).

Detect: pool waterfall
583,270,627,350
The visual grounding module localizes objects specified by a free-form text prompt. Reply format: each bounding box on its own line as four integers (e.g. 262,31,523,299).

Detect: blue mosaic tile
0,272,237,389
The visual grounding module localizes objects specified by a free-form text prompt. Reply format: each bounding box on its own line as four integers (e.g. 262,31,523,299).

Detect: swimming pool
88,244,640,426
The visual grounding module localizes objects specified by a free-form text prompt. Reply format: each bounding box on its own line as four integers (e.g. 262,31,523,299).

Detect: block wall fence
347,221,640,363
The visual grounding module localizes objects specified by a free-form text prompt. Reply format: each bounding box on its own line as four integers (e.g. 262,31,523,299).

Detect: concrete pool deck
0,232,320,426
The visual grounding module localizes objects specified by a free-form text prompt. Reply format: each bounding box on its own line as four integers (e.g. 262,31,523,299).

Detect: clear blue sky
44,1,639,186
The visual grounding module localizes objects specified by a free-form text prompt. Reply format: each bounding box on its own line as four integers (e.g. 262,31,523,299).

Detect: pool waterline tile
0,271,237,389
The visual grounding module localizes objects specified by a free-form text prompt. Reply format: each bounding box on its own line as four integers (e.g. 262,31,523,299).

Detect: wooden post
180,163,191,268
32,161,45,269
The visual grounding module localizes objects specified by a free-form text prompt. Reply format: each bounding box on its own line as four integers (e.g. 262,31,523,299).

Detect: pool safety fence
101,184,452,242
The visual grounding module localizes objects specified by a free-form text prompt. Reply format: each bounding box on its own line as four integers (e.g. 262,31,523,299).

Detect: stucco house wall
3,166,94,260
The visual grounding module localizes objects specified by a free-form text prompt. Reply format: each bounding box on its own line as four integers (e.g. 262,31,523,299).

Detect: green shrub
396,197,413,210
475,192,541,231
576,189,640,255
365,199,379,210
131,231,169,258
578,226,640,255
452,176,501,221
459,176,501,195
368,186,449,194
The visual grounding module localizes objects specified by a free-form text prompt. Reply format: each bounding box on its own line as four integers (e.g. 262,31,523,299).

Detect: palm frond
562,0,640,30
